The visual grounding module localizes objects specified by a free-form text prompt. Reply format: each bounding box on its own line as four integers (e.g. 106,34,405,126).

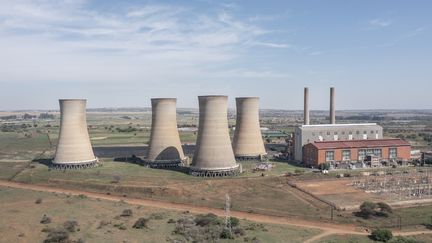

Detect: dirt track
1,180,430,242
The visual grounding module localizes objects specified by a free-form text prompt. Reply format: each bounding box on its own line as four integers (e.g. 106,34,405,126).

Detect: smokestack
232,97,267,161
52,99,98,169
146,98,185,167
304,87,310,125
330,87,336,124
191,95,239,177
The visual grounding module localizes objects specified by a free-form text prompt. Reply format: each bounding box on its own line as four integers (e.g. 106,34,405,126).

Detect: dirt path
0,180,430,242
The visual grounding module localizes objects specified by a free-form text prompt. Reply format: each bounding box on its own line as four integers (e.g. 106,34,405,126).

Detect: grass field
0,186,322,243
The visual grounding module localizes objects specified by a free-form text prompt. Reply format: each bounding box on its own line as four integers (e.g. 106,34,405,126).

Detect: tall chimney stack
330,87,336,124
304,87,310,125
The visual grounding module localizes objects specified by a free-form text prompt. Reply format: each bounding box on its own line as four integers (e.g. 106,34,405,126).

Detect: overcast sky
0,0,431,110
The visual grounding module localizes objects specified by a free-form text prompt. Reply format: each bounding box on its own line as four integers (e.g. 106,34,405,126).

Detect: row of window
325,148,398,162
312,130,380,136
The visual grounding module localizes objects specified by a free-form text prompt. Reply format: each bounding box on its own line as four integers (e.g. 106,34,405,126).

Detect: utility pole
225,193,232,235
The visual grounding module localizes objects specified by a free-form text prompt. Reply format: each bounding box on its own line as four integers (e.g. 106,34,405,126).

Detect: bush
44,228,69,243
167,218,176,224
370,228,393,242
220,228,234,239
120,209,133,217
40,215,52,224
230,217,240,227
359,201,377,219
63,220,79,232
35,198,43,204
133,218,149,229
194,213,221,226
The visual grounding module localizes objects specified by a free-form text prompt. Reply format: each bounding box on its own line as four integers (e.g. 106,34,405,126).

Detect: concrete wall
191,96,238,171
146,98,185,162
232,97,266,158
53,99,96,164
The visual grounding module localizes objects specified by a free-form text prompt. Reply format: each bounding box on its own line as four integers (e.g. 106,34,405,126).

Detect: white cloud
369,18,393,27
0,0,284,83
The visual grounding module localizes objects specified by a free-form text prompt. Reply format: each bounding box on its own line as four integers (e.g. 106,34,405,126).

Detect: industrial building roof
309,138,410,150
301,123,378,128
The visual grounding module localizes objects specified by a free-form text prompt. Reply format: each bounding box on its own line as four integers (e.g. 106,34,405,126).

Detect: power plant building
52,99,98,169
294,123,384,162
303,138,411,167
232,97,267,161
191,95,240,177
145,98,186,167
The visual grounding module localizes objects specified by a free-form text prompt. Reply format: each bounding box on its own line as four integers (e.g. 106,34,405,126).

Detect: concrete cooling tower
52,99,98,169
145,98,186,167
232,97,267,161
190,96,240,177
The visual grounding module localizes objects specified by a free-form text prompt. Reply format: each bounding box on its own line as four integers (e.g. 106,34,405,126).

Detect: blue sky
0,0,431,110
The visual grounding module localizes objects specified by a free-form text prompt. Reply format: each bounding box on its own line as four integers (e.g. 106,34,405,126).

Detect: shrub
133,218,149,229
194,213,221,226
230,217,240,227
370,228,393,242
43,228,69,243
63,220,79,232
377,202,393,214
167,218,176,224
40,215,52,224
35,198,43,204
220,228,234,239
359,201,377,219
233,227,245,236
120,209,133,217
113,222,127,230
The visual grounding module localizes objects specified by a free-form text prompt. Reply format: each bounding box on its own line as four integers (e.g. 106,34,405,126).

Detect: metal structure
52,99,98,169
330,87,336,124
352,168,432,200
232,97,267,161
225,193,232,235
145,98,186,168
304,87,310,125
190,95,240,177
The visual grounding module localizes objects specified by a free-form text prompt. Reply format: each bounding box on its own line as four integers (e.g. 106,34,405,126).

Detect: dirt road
0,180,430,242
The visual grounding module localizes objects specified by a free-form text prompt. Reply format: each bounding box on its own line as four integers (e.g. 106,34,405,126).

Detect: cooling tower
330,87,336,124
145,98,186,167
52,99,98,169
190,96,240,177
304,87,310,125
232,97,267,161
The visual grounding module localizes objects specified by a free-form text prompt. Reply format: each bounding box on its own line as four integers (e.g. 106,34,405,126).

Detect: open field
0,185,322,243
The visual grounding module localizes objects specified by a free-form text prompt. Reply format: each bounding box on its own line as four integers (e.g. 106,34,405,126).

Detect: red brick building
303,138,411,167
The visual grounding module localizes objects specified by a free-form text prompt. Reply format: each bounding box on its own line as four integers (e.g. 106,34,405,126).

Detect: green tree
370,228,393,242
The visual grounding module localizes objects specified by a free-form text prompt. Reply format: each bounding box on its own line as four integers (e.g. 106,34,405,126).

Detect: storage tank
145,98,186,167
190,95,239,177
232,97,267,161
52,99,98,169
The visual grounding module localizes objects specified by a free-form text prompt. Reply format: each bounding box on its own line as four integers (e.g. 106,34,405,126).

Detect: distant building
303,138,411,167
294,123,384,161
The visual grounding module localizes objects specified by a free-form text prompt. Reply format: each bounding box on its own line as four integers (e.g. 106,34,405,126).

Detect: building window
358,149,366,161
376,130,379,134
371,130,374,134
373,149,382,157
342,150,351,161
389,148,397,159
325,151,334,162
334,131,338,135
